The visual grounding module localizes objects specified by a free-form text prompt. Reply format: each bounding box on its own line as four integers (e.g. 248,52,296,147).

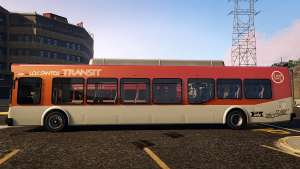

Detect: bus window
188,78,215,103
244,79,272,99
52,78,84,105
120,78,150,104
86,78,118,104
153,78,182,104
217,79,242,99
17,77,42,105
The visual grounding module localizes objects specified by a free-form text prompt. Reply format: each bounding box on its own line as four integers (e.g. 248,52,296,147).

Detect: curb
277,136,300,155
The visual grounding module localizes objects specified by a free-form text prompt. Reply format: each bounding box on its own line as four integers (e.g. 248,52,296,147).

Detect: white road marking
260,123,300,133
261,145,300,158
252,128,290,135
0,126,9,130
277,136,300,154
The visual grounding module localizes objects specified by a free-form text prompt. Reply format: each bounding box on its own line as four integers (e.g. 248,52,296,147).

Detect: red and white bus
7,64,294,131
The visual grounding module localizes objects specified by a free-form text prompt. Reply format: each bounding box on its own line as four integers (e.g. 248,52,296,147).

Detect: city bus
6,64,294,132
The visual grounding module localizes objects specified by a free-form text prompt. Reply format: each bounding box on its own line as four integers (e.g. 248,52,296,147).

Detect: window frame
244,79,272,99
17,77,42,105
86,78,118,105
152,78,183,104
51,77,85,105
217,79,242,99
120,78,151,104
187,78,215,104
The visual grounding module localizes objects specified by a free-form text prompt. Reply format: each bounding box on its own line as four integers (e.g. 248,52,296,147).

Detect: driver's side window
17,77,42,105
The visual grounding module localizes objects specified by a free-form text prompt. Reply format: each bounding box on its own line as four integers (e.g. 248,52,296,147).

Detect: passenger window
188,79,215,103
153,78,182,104
17,77,42,105
86,78,118,104
120,78,150,104
244,79,272,99
52,78,84,104
217,79,242,99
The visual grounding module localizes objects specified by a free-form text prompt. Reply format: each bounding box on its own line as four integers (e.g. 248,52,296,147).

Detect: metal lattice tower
230,0,258,66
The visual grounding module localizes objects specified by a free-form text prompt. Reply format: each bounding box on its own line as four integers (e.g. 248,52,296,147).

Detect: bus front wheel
44,111,67,132
226,110,247,130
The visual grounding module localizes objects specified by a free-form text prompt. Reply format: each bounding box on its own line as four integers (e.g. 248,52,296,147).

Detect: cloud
257,20,300,66
224,20,300,66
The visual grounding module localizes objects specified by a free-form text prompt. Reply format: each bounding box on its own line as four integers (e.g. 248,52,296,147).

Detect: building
90,58,224,66
0,6,94,110
293,66,300,105
0,6,93,70
272,61,300,107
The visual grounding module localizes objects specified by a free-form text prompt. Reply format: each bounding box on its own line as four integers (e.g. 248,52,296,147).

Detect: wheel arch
222,106,249,124
41,106,70,126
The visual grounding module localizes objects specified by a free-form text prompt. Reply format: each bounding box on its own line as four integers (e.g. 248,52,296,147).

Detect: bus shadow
25,118,300,133
26,124,233,132
243,119,300,130
270,118,300,129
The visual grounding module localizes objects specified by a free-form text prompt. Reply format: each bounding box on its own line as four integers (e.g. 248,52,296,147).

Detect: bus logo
271,71,284,84
62,69,102,76
28,69,102,77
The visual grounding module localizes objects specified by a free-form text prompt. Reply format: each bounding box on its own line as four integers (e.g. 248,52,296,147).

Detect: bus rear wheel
44,111,67,132
226,110,247,130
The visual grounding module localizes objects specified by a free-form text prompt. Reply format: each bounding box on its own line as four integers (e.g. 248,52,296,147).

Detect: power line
229,0,258,66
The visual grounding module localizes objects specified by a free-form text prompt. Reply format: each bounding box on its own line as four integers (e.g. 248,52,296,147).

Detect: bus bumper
5,118,13,126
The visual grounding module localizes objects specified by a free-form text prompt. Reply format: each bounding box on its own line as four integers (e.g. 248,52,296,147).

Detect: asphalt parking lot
1,119,300,169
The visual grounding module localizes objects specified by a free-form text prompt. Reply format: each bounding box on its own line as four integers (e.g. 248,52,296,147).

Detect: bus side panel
9,105,216,125
212,97,293,124
9,106,85,126
9,97,293,126
251,97,293,123
65,105,216,125
9,106,45,125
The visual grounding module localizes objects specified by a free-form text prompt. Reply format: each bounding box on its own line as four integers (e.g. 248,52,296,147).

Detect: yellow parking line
252,128,290,135
143,147,171,169
0,149,20,165
0,112,8,115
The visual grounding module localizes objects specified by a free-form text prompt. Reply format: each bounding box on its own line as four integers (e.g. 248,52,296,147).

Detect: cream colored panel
8,97,294,126
251,97,293,123
67,105,215,125
9,106,45,125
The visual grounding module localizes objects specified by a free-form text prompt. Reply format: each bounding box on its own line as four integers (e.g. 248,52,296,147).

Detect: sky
1,0,300,66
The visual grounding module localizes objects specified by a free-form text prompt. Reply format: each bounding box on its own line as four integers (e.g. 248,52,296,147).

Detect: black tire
44,111,67,132
226,109,247,130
